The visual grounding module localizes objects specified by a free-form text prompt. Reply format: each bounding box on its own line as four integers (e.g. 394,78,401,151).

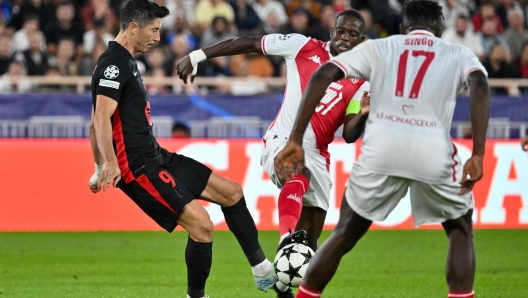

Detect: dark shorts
119,149,212,232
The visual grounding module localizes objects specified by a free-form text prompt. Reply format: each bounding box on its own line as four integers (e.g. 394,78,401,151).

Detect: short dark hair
336,9,365,28
120,0,170,31
403,0,444,26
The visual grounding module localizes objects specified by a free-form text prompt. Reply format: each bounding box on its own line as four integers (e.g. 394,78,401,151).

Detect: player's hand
459,155,483,195
175,56,195,84
89,174,102,193
275,141,304,181
360,90,370,115
521,135,528,151
100,160,122,192
88,163,104,193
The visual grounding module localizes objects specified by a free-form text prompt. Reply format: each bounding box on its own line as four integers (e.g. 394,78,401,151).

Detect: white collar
324,42,334,58
407,30,435,37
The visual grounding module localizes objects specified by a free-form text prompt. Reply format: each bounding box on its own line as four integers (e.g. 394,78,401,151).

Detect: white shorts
345,163,474,227
261,133,332,211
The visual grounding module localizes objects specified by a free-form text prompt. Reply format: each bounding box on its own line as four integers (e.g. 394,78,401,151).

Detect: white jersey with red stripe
261,34,369,168
329,30,487,183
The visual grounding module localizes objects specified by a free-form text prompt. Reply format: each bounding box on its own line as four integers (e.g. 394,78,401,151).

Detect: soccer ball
273,243,315,287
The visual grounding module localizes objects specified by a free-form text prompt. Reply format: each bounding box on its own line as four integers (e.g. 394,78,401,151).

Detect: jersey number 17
395,50,435,99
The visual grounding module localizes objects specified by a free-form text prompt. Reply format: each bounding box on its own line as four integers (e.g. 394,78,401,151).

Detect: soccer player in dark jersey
87,1,277,297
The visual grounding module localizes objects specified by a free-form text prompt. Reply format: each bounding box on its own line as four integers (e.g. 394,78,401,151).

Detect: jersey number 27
395,50,435,99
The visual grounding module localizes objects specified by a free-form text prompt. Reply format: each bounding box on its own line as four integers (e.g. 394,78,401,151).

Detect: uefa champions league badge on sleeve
104,65,120,79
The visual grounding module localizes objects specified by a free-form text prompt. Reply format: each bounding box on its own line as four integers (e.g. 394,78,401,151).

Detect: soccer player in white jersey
276,1,491,298
175,10,370,297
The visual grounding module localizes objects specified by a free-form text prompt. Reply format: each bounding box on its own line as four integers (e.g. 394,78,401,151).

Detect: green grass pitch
1,230,526,297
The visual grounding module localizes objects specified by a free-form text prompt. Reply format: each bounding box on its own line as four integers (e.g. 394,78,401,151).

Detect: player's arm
93,95,121,191
342,82,370,143
176,36,263,83
89,108,105,193
460,70,490,195
292,63,345,144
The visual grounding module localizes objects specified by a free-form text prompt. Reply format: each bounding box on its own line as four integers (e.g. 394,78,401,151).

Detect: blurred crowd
0,0,528,95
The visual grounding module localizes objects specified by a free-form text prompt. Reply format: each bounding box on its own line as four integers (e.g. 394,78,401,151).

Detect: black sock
186,237,212,298
221,196,266,266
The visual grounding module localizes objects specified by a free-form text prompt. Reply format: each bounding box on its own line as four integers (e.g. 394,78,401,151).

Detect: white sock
251,259,272,277
275,281,290,292
279,233,289,244
186,295,205,298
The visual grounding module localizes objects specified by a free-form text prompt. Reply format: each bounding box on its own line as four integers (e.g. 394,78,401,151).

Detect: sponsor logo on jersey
99,79,120,89
309,55,321,65
351,78,360,84
287,194,301,203
279,34,292,40
402,104,414,115
104,65,119,79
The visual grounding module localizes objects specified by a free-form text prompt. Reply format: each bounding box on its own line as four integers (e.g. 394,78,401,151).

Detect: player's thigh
345,163,410,222
301,151,332,211
165,152,242,206
261,133,289,186
409,180,473,226
199,171,243,207
119,164,194,232
165,151,213,198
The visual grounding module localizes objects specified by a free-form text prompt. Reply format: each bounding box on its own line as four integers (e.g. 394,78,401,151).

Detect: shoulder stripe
261,36,268,56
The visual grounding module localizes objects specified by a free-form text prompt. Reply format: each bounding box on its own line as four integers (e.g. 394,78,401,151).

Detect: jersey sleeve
458,45,488,82
328,40,375,81
94,56,133,103
346,81,370,116
261,34,309,61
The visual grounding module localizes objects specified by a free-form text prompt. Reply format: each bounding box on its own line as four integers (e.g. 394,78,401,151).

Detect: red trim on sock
278,174,309,235
296,285,322,297
448,290,474,298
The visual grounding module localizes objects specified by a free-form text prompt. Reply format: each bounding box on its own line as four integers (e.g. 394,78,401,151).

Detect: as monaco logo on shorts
104,65,119,79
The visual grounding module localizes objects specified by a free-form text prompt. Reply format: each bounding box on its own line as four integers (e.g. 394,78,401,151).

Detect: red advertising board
0,139,527,231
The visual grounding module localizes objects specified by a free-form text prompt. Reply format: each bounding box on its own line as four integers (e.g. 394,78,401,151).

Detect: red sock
296,285,322,297
448,290,474,298
278,174,309,236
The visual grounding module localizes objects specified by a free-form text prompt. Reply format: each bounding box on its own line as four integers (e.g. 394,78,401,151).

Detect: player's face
136,18,162,53
330,16,365,55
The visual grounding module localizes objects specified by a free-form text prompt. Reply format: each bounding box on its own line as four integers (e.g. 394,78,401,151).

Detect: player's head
401,0,444,37
329,9,366,56
120,0,170,53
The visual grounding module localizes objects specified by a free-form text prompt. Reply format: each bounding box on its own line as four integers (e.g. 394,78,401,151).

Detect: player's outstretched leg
442,209,475,298
201,172,277,292
276,167,311,245
296,195,372,298
177,201,214,298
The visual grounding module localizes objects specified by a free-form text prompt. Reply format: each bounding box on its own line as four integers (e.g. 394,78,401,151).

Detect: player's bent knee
225,181,244,206
189,219,214,242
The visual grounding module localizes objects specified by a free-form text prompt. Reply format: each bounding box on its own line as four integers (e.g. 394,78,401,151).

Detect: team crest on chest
309,55,321,65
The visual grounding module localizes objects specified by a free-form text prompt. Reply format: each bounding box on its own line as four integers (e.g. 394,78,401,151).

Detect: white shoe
254,261,279,292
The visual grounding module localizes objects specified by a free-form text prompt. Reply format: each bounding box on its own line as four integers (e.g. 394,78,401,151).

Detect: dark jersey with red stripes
91,41,161,181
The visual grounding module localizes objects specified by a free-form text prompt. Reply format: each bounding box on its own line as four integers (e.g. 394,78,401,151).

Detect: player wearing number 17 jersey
275,1,491,298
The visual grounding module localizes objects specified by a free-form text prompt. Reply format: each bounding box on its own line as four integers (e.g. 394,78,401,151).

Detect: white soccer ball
273,243,315,287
